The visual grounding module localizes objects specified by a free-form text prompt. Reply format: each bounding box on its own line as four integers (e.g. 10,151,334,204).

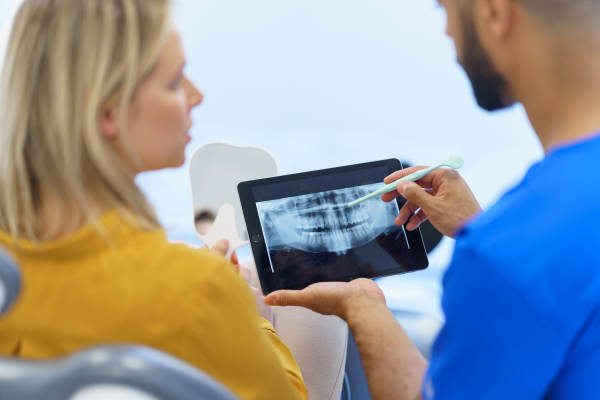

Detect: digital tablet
238,159,429,294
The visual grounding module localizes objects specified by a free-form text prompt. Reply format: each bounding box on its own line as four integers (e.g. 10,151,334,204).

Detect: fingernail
267,296,277,306
219,239,229,245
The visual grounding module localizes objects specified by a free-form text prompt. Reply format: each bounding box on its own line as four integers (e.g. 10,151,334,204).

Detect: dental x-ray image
257,184,402,256
255,183,417,289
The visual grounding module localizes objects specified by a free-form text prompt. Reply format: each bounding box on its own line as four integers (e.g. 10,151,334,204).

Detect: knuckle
404,183,418,197
446,169,460,178
417,212,429,223
278,295,288,307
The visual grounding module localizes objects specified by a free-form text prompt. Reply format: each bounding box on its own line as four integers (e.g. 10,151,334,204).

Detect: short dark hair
194,210,216,223
517,0,600,31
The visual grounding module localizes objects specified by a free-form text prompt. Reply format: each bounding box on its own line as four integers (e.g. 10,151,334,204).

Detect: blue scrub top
424,133,600,399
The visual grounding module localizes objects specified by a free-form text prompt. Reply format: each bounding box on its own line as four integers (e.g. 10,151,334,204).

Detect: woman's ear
100,106,119,139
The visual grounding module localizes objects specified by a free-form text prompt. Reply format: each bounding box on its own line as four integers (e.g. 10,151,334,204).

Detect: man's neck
515,45,600,152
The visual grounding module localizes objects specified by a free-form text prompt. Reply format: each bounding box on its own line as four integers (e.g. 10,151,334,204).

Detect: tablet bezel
238,159,429,294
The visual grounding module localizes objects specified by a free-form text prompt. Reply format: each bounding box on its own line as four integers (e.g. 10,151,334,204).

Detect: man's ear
476,0,515,40
100,106,119,139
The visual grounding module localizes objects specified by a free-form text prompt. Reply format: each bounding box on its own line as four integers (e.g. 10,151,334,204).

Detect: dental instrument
347,154,464,208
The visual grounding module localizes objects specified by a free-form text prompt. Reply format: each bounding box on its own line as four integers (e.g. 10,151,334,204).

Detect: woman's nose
184,76,203,109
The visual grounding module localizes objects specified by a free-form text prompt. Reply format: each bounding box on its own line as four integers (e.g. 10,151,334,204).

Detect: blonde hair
0,0,173,241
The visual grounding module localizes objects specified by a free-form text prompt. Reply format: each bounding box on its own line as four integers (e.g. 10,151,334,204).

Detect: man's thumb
265,290,296,307
397,181,431,207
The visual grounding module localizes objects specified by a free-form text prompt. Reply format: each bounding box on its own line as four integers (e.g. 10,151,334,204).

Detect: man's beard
460,17,515,111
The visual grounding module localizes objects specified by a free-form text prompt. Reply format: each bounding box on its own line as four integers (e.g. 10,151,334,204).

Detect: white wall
0,0,544,309
139,0,543,237
1,0,543,235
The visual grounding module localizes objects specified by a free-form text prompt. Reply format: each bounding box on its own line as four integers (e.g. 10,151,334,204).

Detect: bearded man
265,1,600,399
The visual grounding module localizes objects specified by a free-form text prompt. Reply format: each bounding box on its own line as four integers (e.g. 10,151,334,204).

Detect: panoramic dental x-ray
256,183,406,257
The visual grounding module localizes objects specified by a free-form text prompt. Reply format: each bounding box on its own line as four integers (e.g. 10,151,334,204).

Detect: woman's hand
207,239,239,267
249,286,275,325
210,239,274,324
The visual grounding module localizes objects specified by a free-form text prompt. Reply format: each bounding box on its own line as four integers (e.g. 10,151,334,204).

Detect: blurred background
0,0,543,352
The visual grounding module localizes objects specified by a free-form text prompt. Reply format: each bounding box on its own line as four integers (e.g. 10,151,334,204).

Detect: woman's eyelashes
170,73,183,89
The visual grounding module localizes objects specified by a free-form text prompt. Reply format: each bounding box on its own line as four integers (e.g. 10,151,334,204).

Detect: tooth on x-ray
256,184,399,255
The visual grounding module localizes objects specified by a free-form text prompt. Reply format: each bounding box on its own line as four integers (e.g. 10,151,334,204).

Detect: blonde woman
0,0,307,399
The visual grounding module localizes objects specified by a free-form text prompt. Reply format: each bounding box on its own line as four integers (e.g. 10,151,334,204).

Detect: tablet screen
239,160,428,293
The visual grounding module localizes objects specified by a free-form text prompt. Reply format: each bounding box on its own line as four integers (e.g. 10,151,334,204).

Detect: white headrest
69,385,161,400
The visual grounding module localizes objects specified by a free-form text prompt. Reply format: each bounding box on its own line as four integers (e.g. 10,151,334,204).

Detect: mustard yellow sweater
0,211,307,400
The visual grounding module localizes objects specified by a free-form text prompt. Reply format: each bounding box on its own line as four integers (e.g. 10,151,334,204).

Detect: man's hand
265,278,385,321
381,166,482,238
267,278,427,400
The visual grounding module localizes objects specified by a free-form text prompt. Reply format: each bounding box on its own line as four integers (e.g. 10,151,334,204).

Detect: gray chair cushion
0,345,239,400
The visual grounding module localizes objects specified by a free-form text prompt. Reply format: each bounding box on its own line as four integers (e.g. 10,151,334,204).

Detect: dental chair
0,250,19,315
0,248,239,400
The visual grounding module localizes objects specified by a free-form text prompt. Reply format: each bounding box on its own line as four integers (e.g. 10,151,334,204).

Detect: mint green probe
348,154,464,208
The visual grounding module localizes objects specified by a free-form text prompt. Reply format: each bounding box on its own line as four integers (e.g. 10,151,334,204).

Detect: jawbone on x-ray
256,184,400,255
